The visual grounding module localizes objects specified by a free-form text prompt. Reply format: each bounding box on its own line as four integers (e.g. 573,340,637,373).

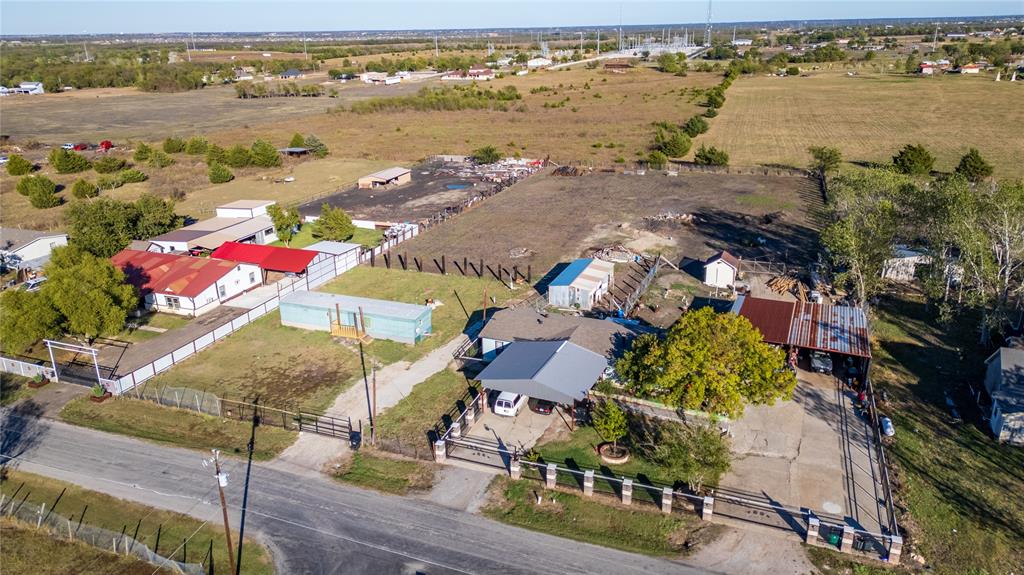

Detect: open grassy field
870,295,1024,574
1,518,180,575
330,451,436,495
61,396,297,460
375,368,473,445
483,477,710,557
0,469,274,574
397,169,823,275
701,72,1024,178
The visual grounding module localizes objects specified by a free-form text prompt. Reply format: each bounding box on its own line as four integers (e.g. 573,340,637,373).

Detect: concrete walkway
272,333,471,472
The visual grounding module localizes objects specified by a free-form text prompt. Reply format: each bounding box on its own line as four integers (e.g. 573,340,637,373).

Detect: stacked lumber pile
553,165,587,176
766,275,800,294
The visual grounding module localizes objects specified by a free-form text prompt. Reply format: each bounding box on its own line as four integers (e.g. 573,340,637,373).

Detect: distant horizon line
2,13,1021,39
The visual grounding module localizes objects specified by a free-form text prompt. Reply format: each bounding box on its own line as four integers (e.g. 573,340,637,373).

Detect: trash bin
349,430,362,450
828,532,841,547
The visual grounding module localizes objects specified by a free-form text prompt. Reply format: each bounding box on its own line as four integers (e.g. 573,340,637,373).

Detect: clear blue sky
1,1,1020,35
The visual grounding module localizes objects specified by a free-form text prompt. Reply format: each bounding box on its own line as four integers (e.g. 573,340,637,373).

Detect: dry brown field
699,71,1024,179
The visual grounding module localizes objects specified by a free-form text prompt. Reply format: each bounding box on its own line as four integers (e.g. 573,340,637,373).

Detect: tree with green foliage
184,136,209,155
616,307,795,418
207,162,234,184
66,196,181,257
656,52,682,74
134,195,182,240
162,137,185,153
786,65,800,76
892,143,935,176
636,420,731,493
93,156,127,174
147,150,175,168
312,203,355,241
807,146,842,179
48,148,91,174
225,144,253,168
5,154,33,176
694,144,729,166
116,169,148,184
471,145,501,164
954,148,993,183
904,54,921,73
42,246,137,343
592,400,628,449
250,139,282,168
267,204,301,246
682,116,709,138
71,178,99,199
703,107,718,118
705,88,725,108
16,175,56,197
653,125,691,157
28,186,61,209
133,142,153,162
205,143,227,165
96,175,124,191
0,289,61,354
647,150,668,170
304,135,329,158
288,133,306,148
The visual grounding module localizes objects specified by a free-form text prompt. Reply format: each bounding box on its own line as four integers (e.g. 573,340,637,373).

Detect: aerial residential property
0,4,1020,575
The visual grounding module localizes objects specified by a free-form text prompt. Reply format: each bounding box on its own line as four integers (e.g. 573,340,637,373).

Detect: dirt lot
395,168,823,277
701,71,1024,179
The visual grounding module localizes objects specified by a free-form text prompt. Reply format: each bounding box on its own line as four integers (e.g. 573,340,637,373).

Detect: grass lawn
320,266,516,364
1,373,38,406
60,396,297,461
870,295,1024,574
376,368,474,445
145,311,363,412
805,546,910,575
1,517,180,575
271,224,383,249
112,313,193,344
483,477,708,557
0,470,274,574
330,451,435,495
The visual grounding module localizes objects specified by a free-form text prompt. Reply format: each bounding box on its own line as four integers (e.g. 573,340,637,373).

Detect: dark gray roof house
280,68,303,78
478,307,643,360
475,340,607,405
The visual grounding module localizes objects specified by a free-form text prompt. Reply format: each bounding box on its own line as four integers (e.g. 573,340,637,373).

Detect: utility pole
434,33,439,57
303,37,308,60
234,399,260,575
206,451,237,575
83,41,89,62
597,29,600,55
704,0,713,47
371,366,377,445
579,32,584,54
185,40,191,62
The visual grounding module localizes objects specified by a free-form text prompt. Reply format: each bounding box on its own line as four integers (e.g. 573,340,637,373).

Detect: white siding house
0,228,69,270
703,251,739,288
546,258,615,311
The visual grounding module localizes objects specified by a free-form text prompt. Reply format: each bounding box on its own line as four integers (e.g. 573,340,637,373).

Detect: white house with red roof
111,250,261,316
704,250,740,288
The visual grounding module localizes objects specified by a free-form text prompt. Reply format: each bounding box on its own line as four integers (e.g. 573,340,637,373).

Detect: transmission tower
703,0,713,47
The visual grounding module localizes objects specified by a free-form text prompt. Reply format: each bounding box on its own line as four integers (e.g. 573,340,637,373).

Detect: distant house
703,250,740,289
882,246,931,282
280,68,303,79
546,258,615,311
233,68,254,81
946,33,968,39
0,228,68,271
468,64,495,80
148,201,278,253
527,57,553,69
360,72,388,84
440,70,469,81
357,166,411,189
111,250,261,316
279,290,432,344
478,306,642,362
476,340,608,405
215,200,275,219
957,63,981,74
495,57,513,67
13,82,44,95
919,62,936,75
985,346,1024,445
731,38,754,46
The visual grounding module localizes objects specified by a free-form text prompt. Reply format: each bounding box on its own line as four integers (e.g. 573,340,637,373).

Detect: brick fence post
701,496,714,520
583,470,594,497
887,536,903,564
545,463,557,488
806,516,820,544
433,440,446,463
621,479,633,505
661,487,673,514
510,459,521,480
840,526,855,553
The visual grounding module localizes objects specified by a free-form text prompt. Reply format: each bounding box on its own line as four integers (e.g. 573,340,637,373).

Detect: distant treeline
347,85,522,114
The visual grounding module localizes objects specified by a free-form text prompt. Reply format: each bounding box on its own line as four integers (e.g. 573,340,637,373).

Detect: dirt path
688,526,816,574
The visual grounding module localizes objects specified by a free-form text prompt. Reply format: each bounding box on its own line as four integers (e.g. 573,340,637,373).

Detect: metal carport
475,340,607,405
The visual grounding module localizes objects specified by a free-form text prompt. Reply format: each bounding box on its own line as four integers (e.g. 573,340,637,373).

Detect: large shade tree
615,307,795,418
42,246,137,343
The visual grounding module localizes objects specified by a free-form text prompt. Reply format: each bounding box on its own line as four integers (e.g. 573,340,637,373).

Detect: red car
99,140,113,151
72,143,89,151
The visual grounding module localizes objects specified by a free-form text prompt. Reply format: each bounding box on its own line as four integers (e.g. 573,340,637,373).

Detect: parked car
21,277,46,292
72,143,89,151
810,351,833,374
61,143,75,150
880,417,895,437
493,391,527,417
99,140,114,151
528,398,554,415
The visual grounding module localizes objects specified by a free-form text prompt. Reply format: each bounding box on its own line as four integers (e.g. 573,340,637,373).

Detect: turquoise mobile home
279,291,432,344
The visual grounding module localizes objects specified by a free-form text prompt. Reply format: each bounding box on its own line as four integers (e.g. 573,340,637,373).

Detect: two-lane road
1,409,712,574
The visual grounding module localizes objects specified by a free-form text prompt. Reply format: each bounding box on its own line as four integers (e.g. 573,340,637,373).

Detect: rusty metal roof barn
731,295,871,358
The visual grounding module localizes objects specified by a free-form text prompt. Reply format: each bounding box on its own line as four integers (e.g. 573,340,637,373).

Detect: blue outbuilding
279,291,432,344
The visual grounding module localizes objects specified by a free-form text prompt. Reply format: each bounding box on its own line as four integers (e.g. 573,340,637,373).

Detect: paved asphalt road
1,409,714,575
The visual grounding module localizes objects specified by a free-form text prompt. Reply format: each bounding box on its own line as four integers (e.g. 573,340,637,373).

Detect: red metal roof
735,296,795,345
210,241,317,273
707,250,740,269
111,250,238,299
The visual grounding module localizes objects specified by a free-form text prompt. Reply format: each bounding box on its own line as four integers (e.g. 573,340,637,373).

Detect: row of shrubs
647,66,741,168
14,169,149,209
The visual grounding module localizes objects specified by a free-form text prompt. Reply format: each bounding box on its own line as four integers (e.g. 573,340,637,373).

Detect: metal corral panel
788,301,871,358
279,291,431,344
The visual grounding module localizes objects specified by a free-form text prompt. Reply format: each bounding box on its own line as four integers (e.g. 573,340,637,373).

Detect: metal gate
445,435,514,470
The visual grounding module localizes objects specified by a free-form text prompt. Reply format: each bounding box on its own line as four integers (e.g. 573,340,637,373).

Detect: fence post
545,463,557,488
701,496,714,520
840,526,855,553
661,487,673,514
450,420,462,439
510,459,521,480
806,515,820,544
621,479,633,505
433,440,447,462
583,471,594,497
465,405,475,427
887,535,903,564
